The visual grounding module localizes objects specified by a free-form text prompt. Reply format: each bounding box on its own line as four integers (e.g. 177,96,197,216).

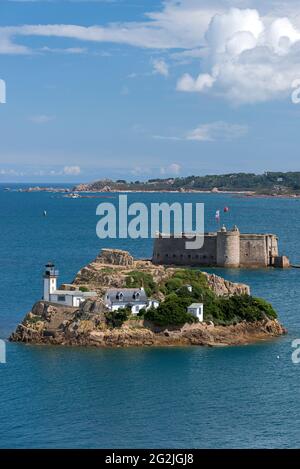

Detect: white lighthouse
43,263,59,301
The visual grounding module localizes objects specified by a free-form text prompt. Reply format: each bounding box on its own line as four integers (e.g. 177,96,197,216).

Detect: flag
215,210,220,221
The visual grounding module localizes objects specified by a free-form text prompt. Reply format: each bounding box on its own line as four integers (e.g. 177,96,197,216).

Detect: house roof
105,288,148,304
188,303,203,309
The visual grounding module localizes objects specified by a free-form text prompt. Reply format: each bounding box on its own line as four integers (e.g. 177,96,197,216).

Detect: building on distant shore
104,288,159,315
43,263,97,307
153,225,290,269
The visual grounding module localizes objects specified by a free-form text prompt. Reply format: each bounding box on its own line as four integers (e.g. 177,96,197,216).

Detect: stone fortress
152,225,290,268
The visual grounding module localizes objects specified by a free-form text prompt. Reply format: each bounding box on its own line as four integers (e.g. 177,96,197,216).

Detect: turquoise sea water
1,185,300,448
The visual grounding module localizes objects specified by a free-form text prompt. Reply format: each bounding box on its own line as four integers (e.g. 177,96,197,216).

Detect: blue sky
1,0,300,182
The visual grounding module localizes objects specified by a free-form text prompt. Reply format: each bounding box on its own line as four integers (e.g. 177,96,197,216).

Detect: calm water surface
0,186,300,448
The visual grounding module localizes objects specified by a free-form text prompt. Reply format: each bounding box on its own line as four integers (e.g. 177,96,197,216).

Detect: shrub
144,296,197,327
165,278,182,293
137,308,146,318
217,295,277,323
125,271,157,296
79,286,89,292
105,307,131,328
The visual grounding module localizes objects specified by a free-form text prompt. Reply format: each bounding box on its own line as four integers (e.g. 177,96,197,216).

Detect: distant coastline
4,171,300,198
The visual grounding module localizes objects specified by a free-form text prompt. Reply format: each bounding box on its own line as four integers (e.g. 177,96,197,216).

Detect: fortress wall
239,235,269,267
152,232,282,268
153,235,217,266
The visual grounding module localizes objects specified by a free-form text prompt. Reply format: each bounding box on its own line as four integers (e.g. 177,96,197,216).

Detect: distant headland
10,249,286,348
6,171,300,198
72,171,300,197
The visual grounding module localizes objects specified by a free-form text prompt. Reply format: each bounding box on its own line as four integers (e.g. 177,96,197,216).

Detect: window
57,295,66,302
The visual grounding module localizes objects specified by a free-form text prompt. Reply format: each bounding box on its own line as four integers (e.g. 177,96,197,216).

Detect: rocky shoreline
10,249,287,348
10,301,286,348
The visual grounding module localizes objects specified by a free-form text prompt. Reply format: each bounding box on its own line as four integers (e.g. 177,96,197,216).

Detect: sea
0,184,300,448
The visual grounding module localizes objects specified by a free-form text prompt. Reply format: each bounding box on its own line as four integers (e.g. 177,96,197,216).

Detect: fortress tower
216,225,240,268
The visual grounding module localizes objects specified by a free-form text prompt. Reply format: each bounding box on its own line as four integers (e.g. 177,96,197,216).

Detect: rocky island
10,249,286,348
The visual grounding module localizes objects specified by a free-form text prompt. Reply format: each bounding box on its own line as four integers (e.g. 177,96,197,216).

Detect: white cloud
40,46,87,54
160,163,181,175
0,168,21,176
177,7,300,103
186,121,249,141
154,121,248,142
2,1,300,103
63,165,81,176
0,1,219,53
29,114,55,124
153,135,182,141
177,73,215,92
152,58,169,77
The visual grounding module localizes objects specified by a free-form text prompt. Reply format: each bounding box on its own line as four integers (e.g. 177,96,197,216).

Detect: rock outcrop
10,300,286,347
73,248,250,297
97,248,135,267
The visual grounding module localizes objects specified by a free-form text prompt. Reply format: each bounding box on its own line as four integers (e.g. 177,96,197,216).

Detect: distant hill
73,172,300,195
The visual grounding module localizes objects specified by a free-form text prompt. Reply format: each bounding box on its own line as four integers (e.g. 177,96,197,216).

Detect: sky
1,0,300,182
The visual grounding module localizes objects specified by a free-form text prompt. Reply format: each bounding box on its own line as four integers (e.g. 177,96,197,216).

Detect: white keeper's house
43,263,97,307
104,288,159,315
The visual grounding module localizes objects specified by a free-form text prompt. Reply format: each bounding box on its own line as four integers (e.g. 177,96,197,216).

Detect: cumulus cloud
152,58,169,77
177,7,300,103
177,73,215,92
63,165,81,176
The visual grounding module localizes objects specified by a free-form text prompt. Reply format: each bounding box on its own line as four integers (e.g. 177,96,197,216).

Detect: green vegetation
79,286,89,292
206,295,277,325
27,315,43,324
125,271,158,296
144,296,197,327
144,269,277,327
105,307,131,328
100,267,114,274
